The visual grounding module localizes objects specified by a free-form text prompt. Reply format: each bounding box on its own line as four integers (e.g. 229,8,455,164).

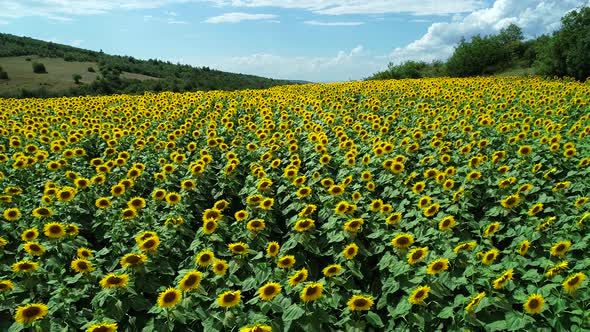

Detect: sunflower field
0,77,589,331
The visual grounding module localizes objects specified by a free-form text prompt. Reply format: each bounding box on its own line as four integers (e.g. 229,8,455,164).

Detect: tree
32,62,47,73
72,73,82,84
536,6,590,81
0,66,8,79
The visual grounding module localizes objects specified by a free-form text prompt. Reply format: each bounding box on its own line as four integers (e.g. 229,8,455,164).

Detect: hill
0,33,295,98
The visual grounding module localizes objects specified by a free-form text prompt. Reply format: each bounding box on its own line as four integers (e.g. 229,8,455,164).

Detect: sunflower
328,185,345,196
3,207,20,221
294,219,314,232
152,189,167,201
258,282,282,301
86,323,118,332
385,212,402,225
77,247,93,259
157,287,182,308
120,253,147,268
442,179,454,190
465,292,486,312
412,182,426,194
121,208,138,220
523,294,544,315
165,192,182,205
391,234,414,249
550,241,571,257
300,283,323,302
481,248,499,265
369,199,383,212
196,250,215,267
110,184,125,197
24,242,46,256
438,216,456,231
427,258,449,275
32,206,53,218
266,241,280,257
407,247,428,265
0,279,14,293
240,324,272,332
127,197,146,210
466,171,482,181
334,201,349,214
288,268,309,286
501,194,520,209
417,196,432,209
342,243,359,260
99,273,129,289
322,264,342,278
181,179,196,191
0,236,7,247
492,269,513,289
179,270,203,292
21,228,39,241
139,236,160,253
234,210,248,221
44,222,65,239
296,187,312,198
71,258,94,273
344,218,364,233
545,261,568,278
574,197,589,207
408,285,430,305
484,222,500,237
229,242,249,255
217,290,241,308
203,219,218,235
212,259,229,275
518,145,533,157
247,219,266,232
14,303,48,325
528,203,543,216
518,240,530,256
563,272,586,294
347,295,374,311
277,255,296,269
203,208,222,222
66,224,79,236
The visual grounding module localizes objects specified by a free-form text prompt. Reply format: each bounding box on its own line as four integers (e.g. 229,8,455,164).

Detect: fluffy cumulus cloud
386,0,590,65
204,12,277,23
214,45,381,82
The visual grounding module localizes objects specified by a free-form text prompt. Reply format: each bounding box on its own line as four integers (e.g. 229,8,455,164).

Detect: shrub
0,66,7,79
32,62,47,73
88,67,95,72
72,73,82,84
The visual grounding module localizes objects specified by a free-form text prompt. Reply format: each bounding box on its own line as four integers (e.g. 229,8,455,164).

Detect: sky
0,0,588,82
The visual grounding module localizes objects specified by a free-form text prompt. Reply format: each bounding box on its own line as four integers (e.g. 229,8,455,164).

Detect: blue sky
0,0,588,82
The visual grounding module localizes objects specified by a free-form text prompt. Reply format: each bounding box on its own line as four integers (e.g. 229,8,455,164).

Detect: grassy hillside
0,56,158,95
0,33,294,98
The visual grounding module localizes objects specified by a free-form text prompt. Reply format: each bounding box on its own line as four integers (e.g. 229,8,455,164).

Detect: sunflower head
322,264,342,278
212,259,229,275
523,294,544,315
14,303,48,325
347,295,374,311
277,255,295,269
99,273,129,289
408,285,430,304
179,270,203,292
85,323,118,332
157,287,182,308
196,250,215,267
71,258,94,273
217,290,241,308
391,233,414,249
300,283,323,302
258,282,282,301
43,222,65,239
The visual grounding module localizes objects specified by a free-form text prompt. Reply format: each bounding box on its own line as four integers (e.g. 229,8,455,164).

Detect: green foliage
368,61,447,80
535,6,590,81
32,62,47,74
0,66,8,79
72,73,82,84
88,66,95,72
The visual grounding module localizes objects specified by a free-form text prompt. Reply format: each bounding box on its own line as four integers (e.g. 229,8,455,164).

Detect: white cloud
70,39,83,46
213,45,380,82
304,20,364,26
386,0,590,65
168,20,188,24
204,12,277,23
0,20,10,25
207,0,485,16
0,0,486,19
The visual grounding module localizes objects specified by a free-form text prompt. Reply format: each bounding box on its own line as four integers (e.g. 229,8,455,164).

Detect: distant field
0,55,158,95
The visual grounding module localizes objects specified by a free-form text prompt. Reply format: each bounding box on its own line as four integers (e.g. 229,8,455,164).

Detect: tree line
368,6,590,82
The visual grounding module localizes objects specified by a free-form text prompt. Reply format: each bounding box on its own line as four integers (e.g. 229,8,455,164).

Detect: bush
25,57,31,61
32,62,47,73
72,73,82,84
0,66,7,79
88,67,95,72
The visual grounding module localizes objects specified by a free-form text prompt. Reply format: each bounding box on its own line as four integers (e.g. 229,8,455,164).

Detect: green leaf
365,311,384,327
437,306,454,319
388,299,412,319
487,319,507,332
282,304,305,322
